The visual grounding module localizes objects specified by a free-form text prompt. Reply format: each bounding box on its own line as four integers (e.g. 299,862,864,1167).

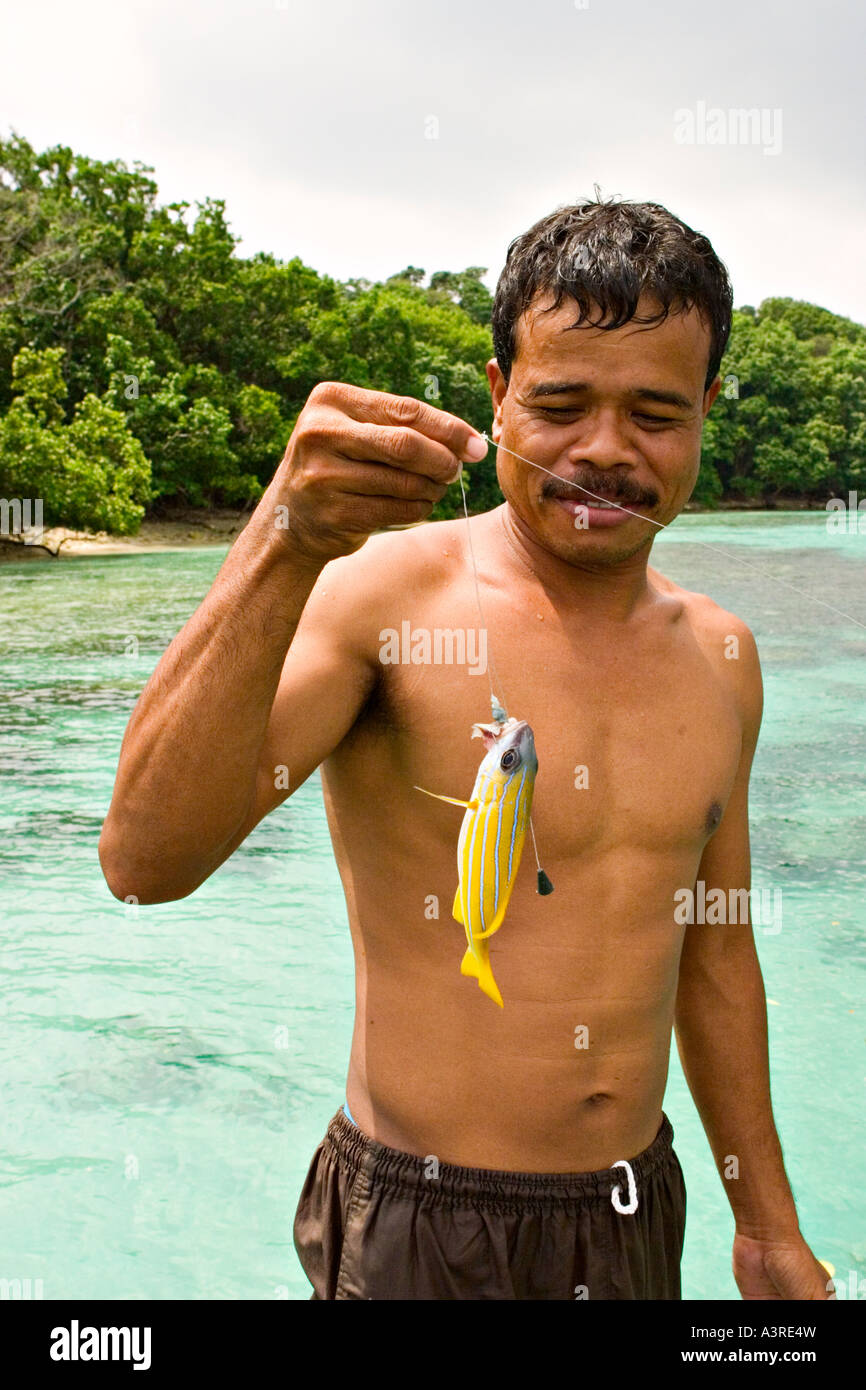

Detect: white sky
2,0,864,321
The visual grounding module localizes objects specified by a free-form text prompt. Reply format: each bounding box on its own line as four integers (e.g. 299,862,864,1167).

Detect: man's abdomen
345,953,680,1172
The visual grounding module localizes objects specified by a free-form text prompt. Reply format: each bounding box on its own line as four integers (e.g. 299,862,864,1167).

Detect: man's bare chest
368,591,743,861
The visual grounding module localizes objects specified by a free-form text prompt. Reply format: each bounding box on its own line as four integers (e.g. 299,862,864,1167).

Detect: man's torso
312,510,744,1170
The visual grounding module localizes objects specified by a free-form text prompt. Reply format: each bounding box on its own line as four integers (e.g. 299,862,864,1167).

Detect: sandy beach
0,510,250,561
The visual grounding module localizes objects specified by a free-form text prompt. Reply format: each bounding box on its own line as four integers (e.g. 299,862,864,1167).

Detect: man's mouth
545,485,654,507
547,491,656,529
542,478,659,527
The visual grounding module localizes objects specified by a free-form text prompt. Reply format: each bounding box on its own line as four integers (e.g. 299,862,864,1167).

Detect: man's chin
515,505,658,570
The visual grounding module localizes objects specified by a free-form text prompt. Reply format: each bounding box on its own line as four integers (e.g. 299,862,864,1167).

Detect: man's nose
566,408,641,469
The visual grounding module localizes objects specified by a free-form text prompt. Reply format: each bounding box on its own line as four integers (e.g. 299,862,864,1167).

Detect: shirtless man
99,198,830,1301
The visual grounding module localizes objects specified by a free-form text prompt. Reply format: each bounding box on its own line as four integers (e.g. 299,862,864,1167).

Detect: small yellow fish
417,717,540,1007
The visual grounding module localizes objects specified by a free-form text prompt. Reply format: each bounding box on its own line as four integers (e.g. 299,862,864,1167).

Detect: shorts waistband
323,1107,675,1209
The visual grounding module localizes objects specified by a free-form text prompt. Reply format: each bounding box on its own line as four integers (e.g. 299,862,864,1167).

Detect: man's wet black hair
491,193,733,392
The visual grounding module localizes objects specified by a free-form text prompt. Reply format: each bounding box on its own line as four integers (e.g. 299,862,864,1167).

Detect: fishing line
458,465,506,716
457,463,553,894
482,431,866,635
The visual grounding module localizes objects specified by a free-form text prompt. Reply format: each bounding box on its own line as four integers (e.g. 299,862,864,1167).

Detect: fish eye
500,748,520,771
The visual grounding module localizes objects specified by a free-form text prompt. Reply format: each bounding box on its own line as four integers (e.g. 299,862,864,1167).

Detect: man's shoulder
649,566,762,730
320,516,468,596
650,566,757,650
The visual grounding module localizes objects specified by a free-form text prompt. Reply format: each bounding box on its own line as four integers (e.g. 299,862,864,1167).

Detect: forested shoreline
1,134,865,535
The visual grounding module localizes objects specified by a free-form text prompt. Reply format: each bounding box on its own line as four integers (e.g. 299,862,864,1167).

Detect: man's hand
276,381,488,566
733,1231,835,1300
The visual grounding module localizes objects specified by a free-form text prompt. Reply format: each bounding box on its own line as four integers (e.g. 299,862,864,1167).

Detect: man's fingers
277,379,489,563
321,419,470,485
326,461,446,504
328,494,439,533
309,382,488,466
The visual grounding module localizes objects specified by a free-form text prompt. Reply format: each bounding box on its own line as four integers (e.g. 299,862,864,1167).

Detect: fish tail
460,946,504,1008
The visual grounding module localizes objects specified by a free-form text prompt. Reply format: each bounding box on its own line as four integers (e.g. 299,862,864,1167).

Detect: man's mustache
540,471,660,508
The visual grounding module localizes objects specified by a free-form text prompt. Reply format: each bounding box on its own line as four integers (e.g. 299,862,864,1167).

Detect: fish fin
472,907,506,940
460,947,504,1008
471,716,518,743
470,721,505,750
452,886,464,924
413,785,475,809
460,947,479,978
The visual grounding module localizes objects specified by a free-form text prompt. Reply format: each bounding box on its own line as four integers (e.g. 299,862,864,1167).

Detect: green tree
700,300,866,504
0,346,151,532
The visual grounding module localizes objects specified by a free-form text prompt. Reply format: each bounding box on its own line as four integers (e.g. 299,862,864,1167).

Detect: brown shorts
293,1107,686,1300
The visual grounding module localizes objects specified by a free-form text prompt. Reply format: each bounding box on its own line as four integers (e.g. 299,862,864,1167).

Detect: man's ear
486,358,507,440
703,374,723,416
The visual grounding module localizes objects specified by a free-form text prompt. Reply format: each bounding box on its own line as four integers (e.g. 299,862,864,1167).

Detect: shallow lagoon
0,511,863,1300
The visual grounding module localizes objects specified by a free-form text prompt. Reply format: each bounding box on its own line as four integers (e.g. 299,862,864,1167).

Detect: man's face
486,290,722,568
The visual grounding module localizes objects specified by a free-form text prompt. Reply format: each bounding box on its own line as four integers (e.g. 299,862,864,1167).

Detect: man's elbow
97,828,202,906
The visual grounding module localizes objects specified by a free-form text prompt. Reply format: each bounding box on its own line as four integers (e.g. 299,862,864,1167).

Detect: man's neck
493,503,656,624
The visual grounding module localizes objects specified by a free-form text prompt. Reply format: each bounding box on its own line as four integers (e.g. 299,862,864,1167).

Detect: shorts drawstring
610,1159,638,1214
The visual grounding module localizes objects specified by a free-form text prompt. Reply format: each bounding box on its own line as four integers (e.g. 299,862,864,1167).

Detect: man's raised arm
98,382,488,905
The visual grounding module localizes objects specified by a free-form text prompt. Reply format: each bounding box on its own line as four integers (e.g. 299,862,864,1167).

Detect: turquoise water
0,512,863,1301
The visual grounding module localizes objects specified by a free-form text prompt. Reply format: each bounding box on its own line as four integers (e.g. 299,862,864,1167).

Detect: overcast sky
2,0,864,321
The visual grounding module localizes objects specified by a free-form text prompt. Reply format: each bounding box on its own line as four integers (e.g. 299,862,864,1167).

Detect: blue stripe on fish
493,782,504,918
507,765,528,882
